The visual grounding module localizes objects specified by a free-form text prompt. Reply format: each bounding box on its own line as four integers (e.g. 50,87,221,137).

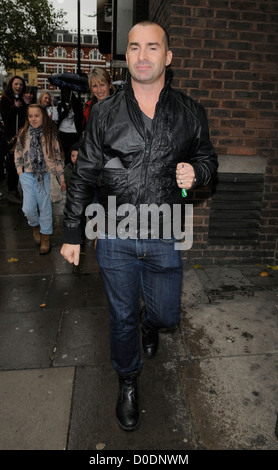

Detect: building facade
147,0,278,265
6,65,38,89
6,29,111,101
37,29,111,99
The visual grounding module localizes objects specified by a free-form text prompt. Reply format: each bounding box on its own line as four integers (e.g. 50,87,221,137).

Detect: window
54,47,66,58
41,47,48,57
89,49,102,61
57,34,63,42
73,35,83,43
72,48,84,59
54,64,66,73
41,79,49,90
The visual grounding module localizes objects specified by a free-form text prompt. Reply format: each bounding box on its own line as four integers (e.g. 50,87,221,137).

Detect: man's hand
176,163,196,190
60,243,80,266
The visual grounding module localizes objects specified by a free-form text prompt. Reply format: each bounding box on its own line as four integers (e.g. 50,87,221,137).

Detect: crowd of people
0,67,114,254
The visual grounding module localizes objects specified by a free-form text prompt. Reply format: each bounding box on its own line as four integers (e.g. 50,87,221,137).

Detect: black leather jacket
63,74,218,243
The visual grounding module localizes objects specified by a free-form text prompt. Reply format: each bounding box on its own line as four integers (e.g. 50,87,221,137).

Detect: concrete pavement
0,179,277,452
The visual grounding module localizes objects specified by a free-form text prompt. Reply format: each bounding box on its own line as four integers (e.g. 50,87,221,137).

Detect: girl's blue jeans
96,236,183,376
19,172,52,234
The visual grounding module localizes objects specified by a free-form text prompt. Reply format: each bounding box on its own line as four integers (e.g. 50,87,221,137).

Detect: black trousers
6,153,19,192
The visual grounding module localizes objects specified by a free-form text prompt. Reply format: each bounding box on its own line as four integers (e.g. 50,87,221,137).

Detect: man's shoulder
169,87,204,120
95,89,126,116
170,87,198,108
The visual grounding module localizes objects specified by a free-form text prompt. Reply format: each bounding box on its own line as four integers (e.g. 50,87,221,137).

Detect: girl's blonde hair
18,104,60,160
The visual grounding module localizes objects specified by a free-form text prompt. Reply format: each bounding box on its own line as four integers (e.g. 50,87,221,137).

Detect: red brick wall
149,0,278,264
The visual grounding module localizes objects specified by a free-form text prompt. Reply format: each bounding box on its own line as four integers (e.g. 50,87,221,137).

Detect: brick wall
148,0,278,264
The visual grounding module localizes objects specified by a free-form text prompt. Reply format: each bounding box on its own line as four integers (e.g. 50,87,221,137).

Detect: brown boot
40,234,51,255
33,226,41,245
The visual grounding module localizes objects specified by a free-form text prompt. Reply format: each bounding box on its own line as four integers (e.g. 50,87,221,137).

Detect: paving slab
180,294,278,450
67,362,195,451
195,264,278,299
45,272,107,309
0,309,61,370
0,275,52,312
53,307,111,367
181,267,209,308
0,245,99,276
0,367,75,450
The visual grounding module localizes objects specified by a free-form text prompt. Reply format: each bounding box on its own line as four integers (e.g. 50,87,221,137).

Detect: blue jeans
19,172,52,234
96,237,183,376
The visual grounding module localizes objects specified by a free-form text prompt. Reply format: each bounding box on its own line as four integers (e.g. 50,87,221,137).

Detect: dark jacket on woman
0,93,27,142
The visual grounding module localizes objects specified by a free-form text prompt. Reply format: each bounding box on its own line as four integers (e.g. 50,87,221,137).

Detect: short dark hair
70,142,80,153
130,21,170,51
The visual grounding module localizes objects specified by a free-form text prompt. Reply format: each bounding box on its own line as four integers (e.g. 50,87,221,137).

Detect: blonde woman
39,91,54,118
82,68,115,130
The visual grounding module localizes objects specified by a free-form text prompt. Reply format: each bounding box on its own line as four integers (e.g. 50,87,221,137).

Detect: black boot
141,327,159,358
116,373,139,431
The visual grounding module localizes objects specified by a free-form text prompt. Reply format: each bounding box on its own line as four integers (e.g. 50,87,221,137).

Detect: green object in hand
182,189,187,198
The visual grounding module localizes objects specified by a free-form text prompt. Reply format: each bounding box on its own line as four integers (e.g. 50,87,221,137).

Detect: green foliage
0,0,65,71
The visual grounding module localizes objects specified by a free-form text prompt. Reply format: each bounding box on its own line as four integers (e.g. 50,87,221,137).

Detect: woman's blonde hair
89,68,115,103
38,91,52,106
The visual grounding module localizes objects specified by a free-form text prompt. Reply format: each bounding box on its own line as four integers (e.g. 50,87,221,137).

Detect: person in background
52,87,83,165
23,87,36,105
38,91,54,118
14,104,66,254
0,75,27,204
82,68,115,131
64,142,79,195
60,22,218,431
0,120,7,186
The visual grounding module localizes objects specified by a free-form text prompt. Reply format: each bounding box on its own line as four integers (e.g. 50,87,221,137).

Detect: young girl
14,104,66,254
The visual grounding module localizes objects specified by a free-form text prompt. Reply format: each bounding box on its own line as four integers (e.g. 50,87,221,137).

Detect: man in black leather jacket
61,21,218,431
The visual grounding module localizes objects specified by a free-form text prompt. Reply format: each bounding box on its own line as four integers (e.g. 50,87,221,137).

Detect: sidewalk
0,179,277,451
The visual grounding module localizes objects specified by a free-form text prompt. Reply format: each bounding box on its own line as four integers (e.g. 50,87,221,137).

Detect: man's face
126,24,172,85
